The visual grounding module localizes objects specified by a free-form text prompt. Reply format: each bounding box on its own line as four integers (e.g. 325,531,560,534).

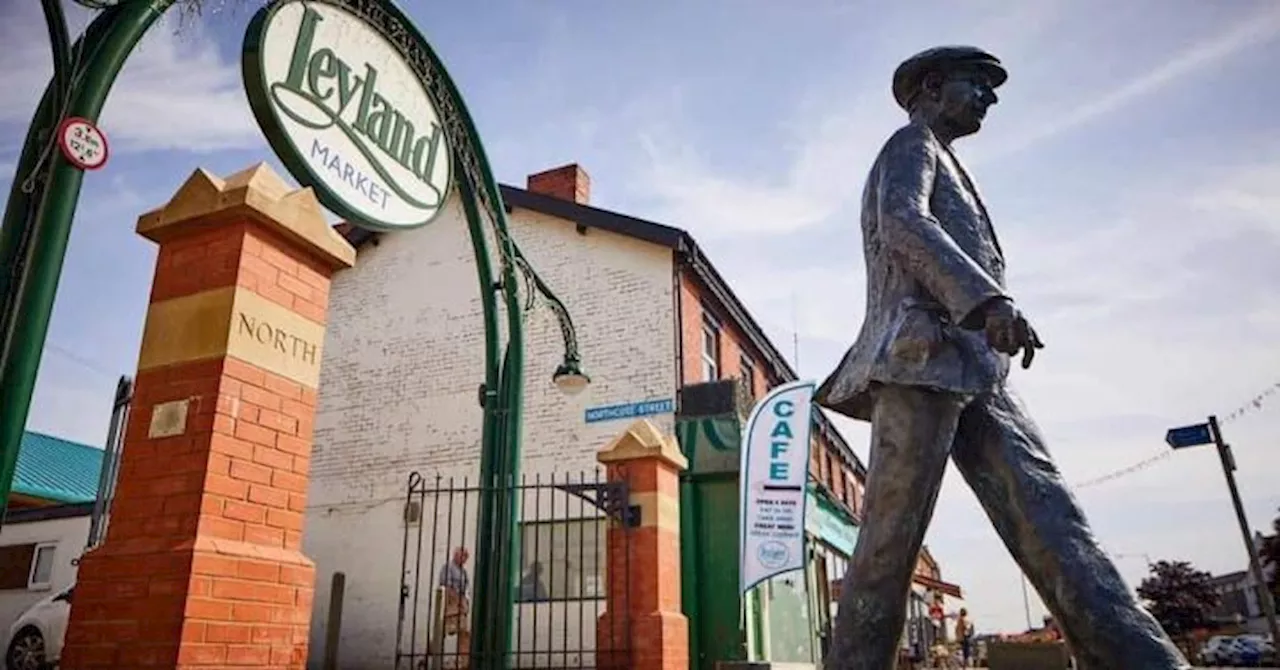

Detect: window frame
516,517,607,603
27,542,56,590
699,312,721,382
739,354,756,398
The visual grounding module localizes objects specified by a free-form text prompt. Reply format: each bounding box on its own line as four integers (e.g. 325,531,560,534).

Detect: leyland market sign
243,0,452,231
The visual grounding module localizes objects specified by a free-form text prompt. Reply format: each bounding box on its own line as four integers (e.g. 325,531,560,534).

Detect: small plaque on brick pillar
148,398,189,438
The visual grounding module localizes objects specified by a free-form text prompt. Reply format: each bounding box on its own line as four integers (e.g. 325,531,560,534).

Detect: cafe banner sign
243,0,453,231
739,380,815,594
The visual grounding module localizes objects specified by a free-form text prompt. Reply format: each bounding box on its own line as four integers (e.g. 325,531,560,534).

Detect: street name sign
583,398,674,424
243,0,452,231
1165,422,1212,449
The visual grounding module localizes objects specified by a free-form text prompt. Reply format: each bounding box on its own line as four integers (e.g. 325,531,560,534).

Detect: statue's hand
983,298,1046,369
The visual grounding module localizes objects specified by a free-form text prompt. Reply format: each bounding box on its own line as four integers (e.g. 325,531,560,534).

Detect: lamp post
452,160,590,668
481,256,590,669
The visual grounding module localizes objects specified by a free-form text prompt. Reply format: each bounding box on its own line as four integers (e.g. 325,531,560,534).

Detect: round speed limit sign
57,117,110,171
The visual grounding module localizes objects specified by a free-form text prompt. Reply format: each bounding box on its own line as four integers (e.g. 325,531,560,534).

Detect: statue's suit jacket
816,121,1013,421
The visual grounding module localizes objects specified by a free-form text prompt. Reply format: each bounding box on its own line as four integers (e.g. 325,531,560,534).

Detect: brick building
303,164,951,666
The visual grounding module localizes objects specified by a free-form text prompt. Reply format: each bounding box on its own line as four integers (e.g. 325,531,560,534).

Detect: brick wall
676,271,862,514
304,194,676,665
527,164,591,204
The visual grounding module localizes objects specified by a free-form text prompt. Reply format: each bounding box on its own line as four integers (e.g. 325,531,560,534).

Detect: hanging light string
1071,379,1280,490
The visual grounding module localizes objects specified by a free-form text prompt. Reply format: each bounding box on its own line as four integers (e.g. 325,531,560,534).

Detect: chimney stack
527,164,590,205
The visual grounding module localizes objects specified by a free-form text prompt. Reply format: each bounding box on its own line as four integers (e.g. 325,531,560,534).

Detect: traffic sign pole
1206,415,1280,644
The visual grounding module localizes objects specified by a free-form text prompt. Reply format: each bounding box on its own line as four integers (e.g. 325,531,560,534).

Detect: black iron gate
395,470,636,670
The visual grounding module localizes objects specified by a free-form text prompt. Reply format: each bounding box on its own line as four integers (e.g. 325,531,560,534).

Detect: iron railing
396,470,636,670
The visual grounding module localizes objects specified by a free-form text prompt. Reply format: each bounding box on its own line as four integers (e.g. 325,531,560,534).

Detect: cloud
1190,162,1280,234
632,98,892,239
618,1,1280,244
0,2,258,154
973,3,1280,164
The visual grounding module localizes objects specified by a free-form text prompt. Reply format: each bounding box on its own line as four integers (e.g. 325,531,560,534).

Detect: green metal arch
0,3,560,665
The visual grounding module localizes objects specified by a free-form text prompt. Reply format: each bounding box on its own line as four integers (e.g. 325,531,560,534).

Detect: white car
5,586,72,670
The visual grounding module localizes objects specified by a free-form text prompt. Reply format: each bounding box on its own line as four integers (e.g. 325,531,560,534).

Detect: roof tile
14,431,104,504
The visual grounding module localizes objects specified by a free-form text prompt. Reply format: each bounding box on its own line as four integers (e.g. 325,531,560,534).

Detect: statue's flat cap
892,45,1007,110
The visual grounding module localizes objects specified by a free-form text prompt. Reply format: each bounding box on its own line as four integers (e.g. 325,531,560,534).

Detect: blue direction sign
1165,423,1212,449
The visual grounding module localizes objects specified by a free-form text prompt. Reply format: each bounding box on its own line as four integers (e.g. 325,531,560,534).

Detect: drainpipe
673,257,686,398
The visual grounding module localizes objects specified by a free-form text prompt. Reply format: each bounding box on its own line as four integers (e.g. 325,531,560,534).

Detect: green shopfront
676,380,860,669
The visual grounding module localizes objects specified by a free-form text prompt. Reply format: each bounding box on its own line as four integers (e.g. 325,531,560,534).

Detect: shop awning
912,574,963,599
805,483,859,556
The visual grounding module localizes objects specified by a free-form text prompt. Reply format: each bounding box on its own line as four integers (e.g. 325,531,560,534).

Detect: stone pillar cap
136,163,356,270
597,419,688,471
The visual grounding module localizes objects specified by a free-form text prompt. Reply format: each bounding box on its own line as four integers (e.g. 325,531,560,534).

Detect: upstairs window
739,355,756,399
700,313,721,381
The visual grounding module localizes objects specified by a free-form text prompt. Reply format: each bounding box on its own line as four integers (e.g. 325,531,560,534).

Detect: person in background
518,561,549,601
437,546,471,669
954,608,973,666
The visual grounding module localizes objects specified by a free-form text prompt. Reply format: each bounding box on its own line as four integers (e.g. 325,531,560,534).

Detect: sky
2,0,1279,635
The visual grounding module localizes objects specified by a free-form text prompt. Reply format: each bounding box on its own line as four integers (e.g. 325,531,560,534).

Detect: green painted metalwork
0,0,175,531
677,414,742,475
678,409,749,670
1,4,581,669
237,1,581,663
685,472,749,668
679,474,702,669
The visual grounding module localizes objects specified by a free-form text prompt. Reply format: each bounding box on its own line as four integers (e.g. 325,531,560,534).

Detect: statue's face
935,68,999,138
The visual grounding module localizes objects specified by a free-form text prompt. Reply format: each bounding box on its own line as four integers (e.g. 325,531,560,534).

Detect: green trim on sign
241,0,453,232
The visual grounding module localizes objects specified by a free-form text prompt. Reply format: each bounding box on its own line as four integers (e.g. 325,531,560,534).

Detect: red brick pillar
596,420,689,670
61,164,354,669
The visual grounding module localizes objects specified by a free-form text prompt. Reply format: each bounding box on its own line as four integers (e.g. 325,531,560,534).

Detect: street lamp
518,255,590,397
553,357,590,396
455,173,590,668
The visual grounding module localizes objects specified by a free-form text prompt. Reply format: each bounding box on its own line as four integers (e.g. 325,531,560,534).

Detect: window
29,544,55,589
517,519,606,601
0,543,55,591
739,355,756,398
700,313,720,381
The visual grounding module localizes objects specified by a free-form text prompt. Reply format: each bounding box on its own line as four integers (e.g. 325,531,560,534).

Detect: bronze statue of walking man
817,46,1190,669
